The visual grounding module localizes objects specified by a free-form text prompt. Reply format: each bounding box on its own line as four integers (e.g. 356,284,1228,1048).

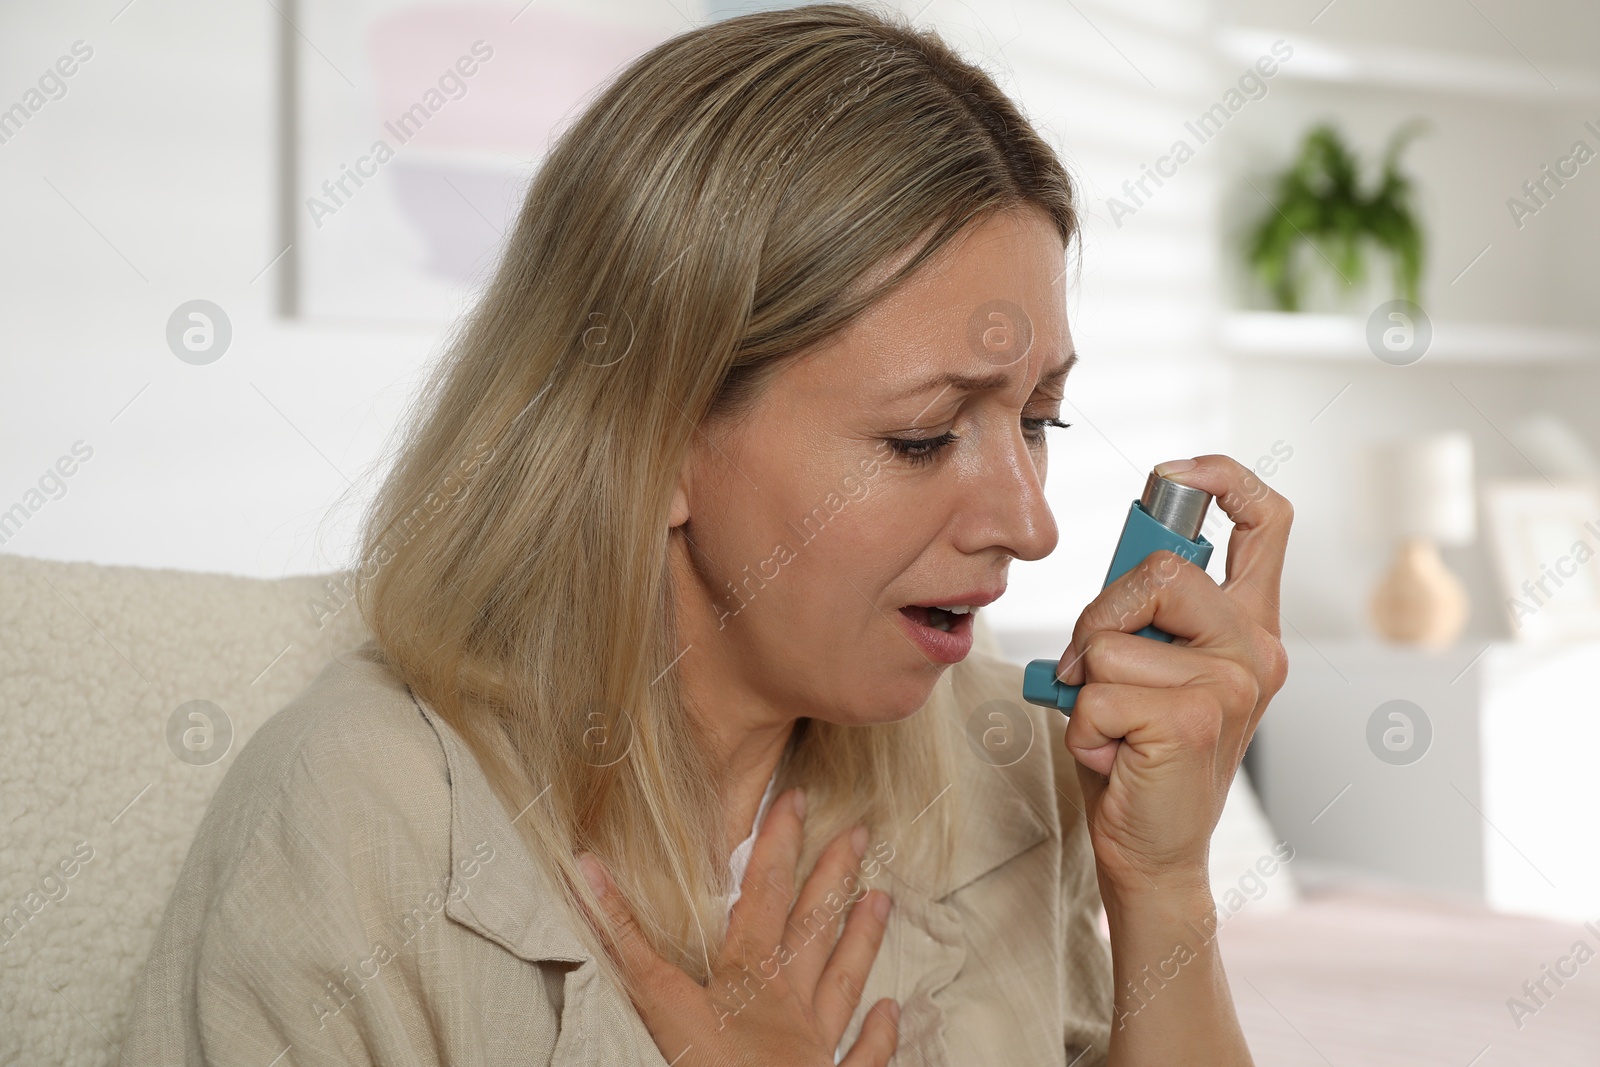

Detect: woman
123,4,1289,1065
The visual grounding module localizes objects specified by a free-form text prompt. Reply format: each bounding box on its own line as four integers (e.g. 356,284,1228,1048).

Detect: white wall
0,0,443,577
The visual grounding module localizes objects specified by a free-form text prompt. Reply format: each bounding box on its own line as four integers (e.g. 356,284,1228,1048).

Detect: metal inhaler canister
1021,471,1217,716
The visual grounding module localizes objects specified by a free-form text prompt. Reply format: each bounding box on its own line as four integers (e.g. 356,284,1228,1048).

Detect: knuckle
754,858,792,898
1259,635,1290,696
790,901,837,945
1081,630,1108,666
612,911,645,948
1066,681,1106,722
1102,558,1173,627
1141,550,1184,583
830,967,864,1008
1077,631,1121,677
1216,659,1260,713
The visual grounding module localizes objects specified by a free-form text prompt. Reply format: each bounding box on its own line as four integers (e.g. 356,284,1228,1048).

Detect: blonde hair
353,1,1078,998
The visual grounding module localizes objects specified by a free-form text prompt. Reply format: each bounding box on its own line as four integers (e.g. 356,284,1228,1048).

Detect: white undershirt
722,766,779,913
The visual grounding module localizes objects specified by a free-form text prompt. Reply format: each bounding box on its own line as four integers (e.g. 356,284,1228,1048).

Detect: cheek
694,436,949,636
692,456,832,598
696,494,790,591
768,497,880,600
779,479,936,612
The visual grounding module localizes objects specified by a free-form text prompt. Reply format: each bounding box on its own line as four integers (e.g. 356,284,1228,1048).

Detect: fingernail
1155,458,1197,477
873,891,891,922
791,787,807,819
850,825,869,858
577,853,608,898
1058,642,1077,684
886,1000,901,1024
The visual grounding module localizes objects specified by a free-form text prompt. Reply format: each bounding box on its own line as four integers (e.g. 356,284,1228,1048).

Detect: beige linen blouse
120,639,1114,1066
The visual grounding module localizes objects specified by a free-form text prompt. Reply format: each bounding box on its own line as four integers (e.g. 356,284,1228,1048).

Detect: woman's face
671,205,1073,727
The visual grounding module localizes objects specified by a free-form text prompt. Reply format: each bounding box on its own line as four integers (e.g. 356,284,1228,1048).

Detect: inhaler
1021,470,1216,715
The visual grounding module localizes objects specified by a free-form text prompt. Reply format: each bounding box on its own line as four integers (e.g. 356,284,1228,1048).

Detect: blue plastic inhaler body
1021,471,1216,715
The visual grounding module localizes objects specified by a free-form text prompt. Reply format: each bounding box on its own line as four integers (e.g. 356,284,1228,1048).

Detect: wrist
1101,878,1215,945
1098,867,1213,915
1100,886,1247,1060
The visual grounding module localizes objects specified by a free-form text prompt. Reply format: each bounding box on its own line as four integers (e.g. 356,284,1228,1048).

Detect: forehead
791,207,1071,400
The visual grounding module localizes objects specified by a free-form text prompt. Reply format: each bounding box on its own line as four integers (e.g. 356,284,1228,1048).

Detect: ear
668,457,691,528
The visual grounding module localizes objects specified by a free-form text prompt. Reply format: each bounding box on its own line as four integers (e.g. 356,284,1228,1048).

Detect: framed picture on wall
279,0,687,325
1482,479,1600,642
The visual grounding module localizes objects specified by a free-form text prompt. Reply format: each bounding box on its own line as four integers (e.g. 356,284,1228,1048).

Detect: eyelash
886,417,1073,467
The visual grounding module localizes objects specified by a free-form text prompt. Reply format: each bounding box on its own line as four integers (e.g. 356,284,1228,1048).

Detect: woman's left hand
1055,454,1292,897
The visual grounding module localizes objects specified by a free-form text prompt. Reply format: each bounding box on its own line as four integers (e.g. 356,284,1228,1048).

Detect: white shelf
1220,311,1600,365
1218,27,1600,103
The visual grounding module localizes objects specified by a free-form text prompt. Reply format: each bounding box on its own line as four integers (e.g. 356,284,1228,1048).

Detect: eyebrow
890,348,1078,404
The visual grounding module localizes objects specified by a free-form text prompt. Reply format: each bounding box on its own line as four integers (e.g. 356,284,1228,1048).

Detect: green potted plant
1244,121,1427,312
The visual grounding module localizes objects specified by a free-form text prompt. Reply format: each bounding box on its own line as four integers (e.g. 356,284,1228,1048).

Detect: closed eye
1022,417,1071,446
886,417,1070,467
884,430,960,466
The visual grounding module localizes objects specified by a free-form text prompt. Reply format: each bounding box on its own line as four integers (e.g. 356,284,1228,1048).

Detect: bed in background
1221,863,1600,1064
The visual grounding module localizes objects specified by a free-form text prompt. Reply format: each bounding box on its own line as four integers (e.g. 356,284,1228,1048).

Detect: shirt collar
411,688,592,963
410,655,1051,965
908,657,1054,903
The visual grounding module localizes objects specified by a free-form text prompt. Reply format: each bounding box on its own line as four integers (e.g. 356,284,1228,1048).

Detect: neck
709,711,795,857
668,533,800,858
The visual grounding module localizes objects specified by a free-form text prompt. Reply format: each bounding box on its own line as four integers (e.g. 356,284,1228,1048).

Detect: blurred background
4,0,1599,1062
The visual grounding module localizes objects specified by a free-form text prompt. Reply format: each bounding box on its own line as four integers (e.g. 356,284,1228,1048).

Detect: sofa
1,553,370,1066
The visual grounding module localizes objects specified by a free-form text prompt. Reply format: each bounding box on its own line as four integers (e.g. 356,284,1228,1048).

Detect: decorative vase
1295,245,1395,316
1369,537,1469,647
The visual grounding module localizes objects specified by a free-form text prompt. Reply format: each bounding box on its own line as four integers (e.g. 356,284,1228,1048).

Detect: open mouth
895,598,988,664
899,604,975,633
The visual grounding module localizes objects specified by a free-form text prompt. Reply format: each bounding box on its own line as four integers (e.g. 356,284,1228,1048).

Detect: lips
902,604,972,662
894,587,1004,664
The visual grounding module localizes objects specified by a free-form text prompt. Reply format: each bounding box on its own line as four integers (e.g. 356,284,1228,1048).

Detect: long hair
352,1,1078,999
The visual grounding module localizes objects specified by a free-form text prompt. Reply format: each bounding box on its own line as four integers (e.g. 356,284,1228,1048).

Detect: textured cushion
0,554,369,1067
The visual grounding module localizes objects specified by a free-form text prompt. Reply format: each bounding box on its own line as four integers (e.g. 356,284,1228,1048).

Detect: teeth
933,605,974,614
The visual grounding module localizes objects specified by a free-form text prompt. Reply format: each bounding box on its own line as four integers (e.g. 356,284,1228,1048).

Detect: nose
953,423,1059,562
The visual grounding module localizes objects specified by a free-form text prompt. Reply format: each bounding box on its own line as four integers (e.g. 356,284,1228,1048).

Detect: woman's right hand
576,787,900,1067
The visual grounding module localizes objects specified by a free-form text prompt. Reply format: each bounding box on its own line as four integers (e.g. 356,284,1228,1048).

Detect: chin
838,669,949,725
